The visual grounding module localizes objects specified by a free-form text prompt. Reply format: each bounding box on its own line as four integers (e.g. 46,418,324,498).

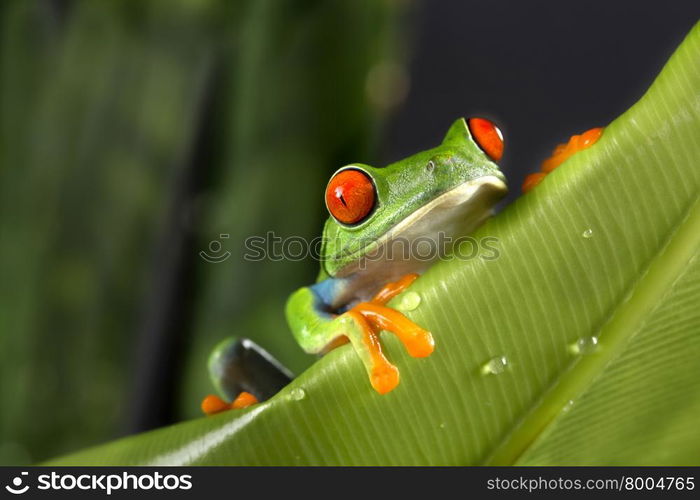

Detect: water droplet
395,291,421,312
582,228,594,239
481,356,508,375
562,399,575,412
569,336,599,355
439,422,446,429
290,388,306,401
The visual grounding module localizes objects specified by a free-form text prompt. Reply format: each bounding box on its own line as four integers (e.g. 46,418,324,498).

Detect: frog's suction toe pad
371,363,400,394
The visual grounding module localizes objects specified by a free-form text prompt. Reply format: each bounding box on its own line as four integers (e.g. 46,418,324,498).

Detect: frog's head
321,117,507,280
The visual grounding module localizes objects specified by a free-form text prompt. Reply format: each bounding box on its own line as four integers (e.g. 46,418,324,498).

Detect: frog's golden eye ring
468,117,504,162
325,168,376,225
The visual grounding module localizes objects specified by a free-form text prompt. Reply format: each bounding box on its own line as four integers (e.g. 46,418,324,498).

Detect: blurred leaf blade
48,21,700,466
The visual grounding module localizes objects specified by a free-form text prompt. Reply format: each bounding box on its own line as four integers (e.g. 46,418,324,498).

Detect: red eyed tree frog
202,117,508,414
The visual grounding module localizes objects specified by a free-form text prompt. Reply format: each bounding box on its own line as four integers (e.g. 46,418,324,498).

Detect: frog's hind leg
201,337,293,416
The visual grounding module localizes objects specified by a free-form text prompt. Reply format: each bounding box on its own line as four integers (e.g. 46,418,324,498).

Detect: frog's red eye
325,169,375,225
468,117,504,162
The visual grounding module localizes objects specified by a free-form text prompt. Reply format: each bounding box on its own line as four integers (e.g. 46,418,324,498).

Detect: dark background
0,0,698,464
387,1,700,202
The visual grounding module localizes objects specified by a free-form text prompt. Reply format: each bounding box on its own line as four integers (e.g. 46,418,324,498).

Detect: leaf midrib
484,194,700,465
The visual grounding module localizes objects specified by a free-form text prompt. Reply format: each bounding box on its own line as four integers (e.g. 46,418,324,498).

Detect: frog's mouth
332,174,507,306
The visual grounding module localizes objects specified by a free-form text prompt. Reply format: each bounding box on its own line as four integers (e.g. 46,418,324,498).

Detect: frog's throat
332,174,507,279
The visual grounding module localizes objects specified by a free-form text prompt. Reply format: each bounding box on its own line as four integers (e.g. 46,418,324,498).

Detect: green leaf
48,21,700,466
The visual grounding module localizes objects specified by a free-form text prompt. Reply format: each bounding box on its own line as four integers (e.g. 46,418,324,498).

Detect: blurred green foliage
0,0,408,464
47,21,700,465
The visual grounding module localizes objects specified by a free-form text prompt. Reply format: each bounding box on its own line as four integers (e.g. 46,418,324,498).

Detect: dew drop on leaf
290,388,306,401
395,291,421,312
481,356,508,375
569,336,599,355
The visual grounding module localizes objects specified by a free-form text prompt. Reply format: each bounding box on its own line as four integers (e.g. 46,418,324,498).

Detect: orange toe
524,127,603,193
201,391,259,415
201,394,230,415
541,127,603,174
231,391,258,409
370,361,400,395
522,172,547,193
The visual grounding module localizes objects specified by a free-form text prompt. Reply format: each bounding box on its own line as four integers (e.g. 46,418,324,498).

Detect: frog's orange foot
201,391,258,416
355,302,435,358
343,273,435,395
522,127,603,193
370,362,400,396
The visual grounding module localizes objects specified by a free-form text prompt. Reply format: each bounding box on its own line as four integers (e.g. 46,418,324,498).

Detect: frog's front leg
286,274,434,394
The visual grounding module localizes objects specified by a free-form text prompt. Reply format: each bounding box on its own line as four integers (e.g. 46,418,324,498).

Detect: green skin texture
211,118,508,393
